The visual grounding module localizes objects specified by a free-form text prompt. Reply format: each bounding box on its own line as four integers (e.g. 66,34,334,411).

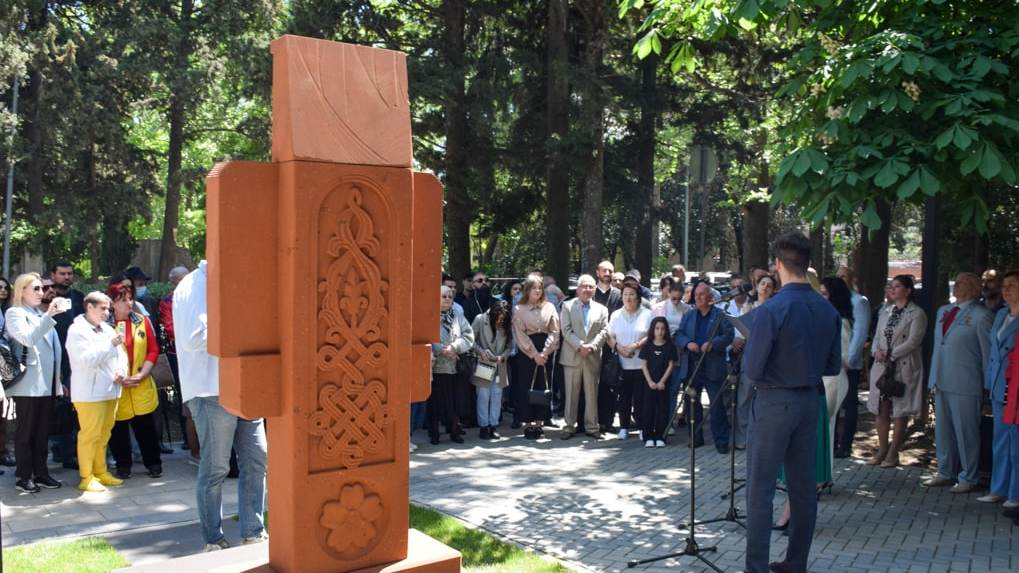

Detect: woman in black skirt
511,275,560,439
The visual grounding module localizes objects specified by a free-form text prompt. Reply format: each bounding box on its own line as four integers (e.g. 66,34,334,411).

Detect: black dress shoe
0,453,15,467
768,561,797,573
716,444,730,454
479,427,490,439
35,475,62,489
429,436,440,445
488,427,500,439
1003,507,1019,519
115,467,131,480
147,465,163,478
511,421,522,430
450,433,464,444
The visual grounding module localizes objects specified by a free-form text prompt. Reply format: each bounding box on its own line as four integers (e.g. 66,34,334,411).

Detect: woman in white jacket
66,291,128,492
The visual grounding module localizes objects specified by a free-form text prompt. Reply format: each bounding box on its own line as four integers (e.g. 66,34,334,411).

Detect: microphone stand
706,360,746,527
628,304,738,572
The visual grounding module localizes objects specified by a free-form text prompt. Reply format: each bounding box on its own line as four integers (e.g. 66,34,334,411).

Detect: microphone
718,282,753,303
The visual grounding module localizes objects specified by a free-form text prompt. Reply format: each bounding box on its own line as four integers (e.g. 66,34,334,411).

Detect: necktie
942,306,960,336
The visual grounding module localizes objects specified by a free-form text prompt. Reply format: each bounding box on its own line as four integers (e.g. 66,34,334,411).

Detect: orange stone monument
197,35,456,573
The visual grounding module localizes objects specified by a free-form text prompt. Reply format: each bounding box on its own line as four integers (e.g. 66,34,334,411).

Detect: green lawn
4,537,128,573
410,504,570,573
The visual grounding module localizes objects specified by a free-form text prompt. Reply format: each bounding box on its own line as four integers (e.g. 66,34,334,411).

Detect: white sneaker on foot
1003,499,1019,509
667,427,676,436
645,440,654,448
949,482,975,494
618,429,628,440
409,442,417,453
242,532,268,545
655,440,666,448
977,494,1005,503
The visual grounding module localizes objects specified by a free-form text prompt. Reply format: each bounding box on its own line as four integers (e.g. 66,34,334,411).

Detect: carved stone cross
203,35,458,573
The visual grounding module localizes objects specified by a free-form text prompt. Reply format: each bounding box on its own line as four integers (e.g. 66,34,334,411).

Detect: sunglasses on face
31,286,43,292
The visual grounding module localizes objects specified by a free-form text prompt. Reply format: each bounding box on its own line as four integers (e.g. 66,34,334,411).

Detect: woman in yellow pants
66,291,128,492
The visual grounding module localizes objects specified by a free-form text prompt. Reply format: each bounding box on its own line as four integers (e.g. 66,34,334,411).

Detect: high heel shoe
816,482,833,499
771,519,789,531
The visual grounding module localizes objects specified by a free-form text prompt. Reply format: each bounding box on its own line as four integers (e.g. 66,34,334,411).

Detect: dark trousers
454,369,476,427
641,386,668,441
110,412,163,472
745,387,818,573
13,396,54,480
617,369,644,430
168,352,187,438
428,373,460,437
686,374,730,447
835,368,861,454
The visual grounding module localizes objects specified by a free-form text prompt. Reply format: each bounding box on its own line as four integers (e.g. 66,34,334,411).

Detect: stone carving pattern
310,185,393,469
320,482,384,557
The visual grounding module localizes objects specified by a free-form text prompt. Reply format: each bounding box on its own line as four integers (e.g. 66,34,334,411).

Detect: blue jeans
410,402,428,437
990,400,1019,500
476,384,503,427
188,396,267,544
687,374,730,447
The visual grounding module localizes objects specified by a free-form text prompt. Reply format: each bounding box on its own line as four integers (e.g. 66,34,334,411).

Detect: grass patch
5,537,129,573
410,504,570,573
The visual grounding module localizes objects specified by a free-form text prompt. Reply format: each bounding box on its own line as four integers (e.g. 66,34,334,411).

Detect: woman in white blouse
607,278,651,440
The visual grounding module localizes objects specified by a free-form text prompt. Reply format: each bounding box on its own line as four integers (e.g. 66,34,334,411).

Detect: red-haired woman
106,283,163,479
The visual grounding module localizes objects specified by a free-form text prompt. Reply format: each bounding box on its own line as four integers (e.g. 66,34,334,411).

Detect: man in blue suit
924,273,992,492
675,281,735,453
980,270,1019,509
741,232,841,573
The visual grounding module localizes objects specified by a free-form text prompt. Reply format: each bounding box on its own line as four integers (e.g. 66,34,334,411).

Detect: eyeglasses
31,286,43,292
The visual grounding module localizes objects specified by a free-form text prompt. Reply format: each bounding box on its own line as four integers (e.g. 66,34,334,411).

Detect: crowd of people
416,258,1019,530
0,248,1017,560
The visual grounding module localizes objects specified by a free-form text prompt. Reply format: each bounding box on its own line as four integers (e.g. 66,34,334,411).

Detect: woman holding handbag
66,291,128,492
107,283,163,479
512,275,560,440
429,285,475,445
868,275,928,467
4,272,69,492
472,300,512,440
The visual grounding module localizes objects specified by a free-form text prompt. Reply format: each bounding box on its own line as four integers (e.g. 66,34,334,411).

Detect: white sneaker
618,429,629,440
655,440,666,448
1004,499,1019,509
645,441,654,448
668,427,676,436
977,494,1005,503
241,532,268,545
409,442,417,453
949,482,975,494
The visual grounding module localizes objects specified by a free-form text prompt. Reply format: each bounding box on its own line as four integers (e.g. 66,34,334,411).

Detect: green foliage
626,0,1019,234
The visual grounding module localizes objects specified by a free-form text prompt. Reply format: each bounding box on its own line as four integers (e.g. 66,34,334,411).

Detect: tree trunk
443,0,470,281
634,51,656,286
158,0,195,280
545,0,570,286
23,66,46,224
741,200,769,274
578,1,606,276
856,199,892,311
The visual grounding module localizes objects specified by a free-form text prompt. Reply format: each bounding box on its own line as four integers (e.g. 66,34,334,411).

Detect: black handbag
600,351,622,388
0,323,28,390
457,350,478,378
876,360,905,398
528,364,551,406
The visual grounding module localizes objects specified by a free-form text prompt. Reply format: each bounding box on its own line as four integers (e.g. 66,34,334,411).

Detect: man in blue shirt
742,232,842,573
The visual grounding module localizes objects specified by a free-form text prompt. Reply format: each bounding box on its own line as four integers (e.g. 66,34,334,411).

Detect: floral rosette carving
320,483,385,557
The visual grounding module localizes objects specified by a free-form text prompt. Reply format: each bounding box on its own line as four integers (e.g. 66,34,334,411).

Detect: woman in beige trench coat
868,275,928,467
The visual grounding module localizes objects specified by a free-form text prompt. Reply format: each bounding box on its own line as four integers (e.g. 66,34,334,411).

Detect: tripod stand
627,309,737,572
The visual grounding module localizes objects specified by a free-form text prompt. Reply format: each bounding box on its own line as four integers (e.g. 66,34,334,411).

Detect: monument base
114,529,461,573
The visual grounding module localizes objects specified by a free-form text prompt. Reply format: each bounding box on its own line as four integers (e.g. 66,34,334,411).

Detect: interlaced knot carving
310,185,392,469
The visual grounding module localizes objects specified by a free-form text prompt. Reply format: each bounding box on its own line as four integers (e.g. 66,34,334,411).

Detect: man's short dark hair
50,261,73,274
441,273,454,284
462,271,474,281
1001,270,1019,283
772,231,811,277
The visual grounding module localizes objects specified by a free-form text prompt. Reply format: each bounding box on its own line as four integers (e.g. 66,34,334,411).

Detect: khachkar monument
123,35,460,573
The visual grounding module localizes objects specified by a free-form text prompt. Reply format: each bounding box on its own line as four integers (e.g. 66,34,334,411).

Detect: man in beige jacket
559,274,610,439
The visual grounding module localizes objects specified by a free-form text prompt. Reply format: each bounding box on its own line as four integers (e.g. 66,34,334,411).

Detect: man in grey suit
559,274,610,439
924,272,993,492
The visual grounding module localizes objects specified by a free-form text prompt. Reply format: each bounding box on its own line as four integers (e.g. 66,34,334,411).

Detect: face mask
135,286,148,299
512,292,522,305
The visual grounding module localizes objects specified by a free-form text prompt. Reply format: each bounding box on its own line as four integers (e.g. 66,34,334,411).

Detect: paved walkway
2,416,1016,572
409,424,1017,573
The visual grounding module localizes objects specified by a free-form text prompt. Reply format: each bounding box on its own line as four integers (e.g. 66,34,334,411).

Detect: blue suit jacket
674,306,734,382
985,307,1019,402
927,301,992,395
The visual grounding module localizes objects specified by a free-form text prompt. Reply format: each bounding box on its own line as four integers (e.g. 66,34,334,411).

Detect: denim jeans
188,396,267,544
410,401,428,437
476,384,503,427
